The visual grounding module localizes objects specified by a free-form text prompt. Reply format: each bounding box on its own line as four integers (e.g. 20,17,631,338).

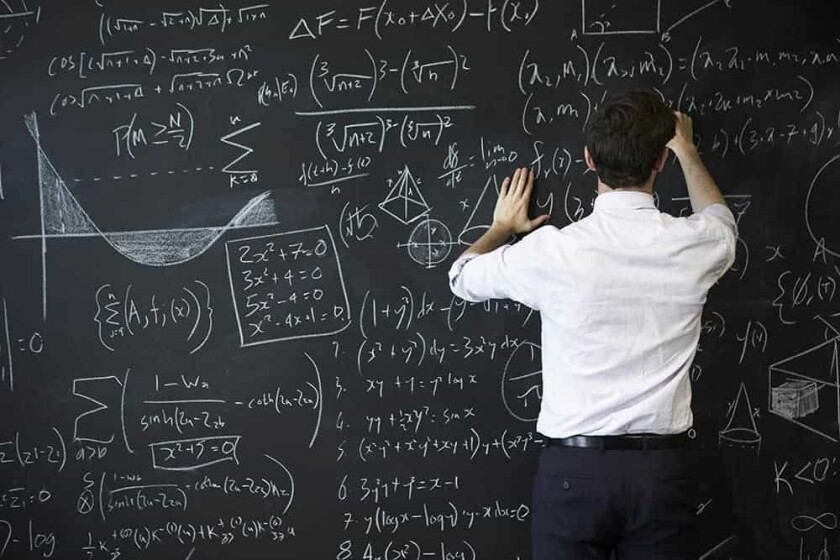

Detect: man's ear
654,147,669,173
584,146,597,171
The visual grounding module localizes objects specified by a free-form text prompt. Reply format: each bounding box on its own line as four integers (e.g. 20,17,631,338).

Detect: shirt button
563,480,570,490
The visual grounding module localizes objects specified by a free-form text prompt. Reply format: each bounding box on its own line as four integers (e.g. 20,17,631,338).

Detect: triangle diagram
770,337,840,385
720,383,761,444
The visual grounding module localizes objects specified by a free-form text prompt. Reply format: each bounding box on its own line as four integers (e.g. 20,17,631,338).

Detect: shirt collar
593,190,656,211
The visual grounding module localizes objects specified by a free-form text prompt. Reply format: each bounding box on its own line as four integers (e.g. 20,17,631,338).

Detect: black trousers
531,444,698,559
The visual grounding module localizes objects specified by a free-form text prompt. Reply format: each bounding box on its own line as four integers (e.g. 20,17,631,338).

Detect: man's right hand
492,167,549,236
666,111,726,212
667,111,697,158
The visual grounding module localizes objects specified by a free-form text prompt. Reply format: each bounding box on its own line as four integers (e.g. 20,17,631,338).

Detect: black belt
544,432,688,450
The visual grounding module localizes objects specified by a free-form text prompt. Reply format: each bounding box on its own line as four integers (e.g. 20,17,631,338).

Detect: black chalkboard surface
1,1,840,558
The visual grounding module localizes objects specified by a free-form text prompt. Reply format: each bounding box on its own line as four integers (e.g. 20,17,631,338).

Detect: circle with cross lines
405,218,454,268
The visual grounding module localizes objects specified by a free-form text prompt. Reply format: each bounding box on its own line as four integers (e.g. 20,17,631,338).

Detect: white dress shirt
448,191,737,438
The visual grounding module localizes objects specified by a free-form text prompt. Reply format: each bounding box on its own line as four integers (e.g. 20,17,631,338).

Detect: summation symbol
378,165,431,225
73,372,131,451
398,216,456,269
221,119,261,187
718,382,761,453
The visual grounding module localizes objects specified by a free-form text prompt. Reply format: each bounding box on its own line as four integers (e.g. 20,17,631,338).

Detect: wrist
489,221,515,238
673,143,699,161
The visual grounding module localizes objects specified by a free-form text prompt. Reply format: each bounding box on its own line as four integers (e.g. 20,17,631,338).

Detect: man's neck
596,179,655,195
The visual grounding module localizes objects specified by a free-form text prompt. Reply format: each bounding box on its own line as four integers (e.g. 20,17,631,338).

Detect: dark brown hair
585,91,676,188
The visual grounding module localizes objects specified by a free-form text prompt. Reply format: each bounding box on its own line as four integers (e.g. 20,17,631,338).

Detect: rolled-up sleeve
447,228,548,309
693,203,739,278
700,203,738,239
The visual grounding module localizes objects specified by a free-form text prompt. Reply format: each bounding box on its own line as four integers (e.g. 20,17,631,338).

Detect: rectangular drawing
771,380,819,419
226,225,351,347
150,435,241,471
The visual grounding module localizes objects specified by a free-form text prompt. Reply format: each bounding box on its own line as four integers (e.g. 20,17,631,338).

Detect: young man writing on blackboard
448,92,736,559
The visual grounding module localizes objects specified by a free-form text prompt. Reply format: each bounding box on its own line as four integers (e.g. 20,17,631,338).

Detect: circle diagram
805,154,840,258
406,218,453,268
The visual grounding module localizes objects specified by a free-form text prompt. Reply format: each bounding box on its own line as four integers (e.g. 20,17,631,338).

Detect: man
448,92,736,559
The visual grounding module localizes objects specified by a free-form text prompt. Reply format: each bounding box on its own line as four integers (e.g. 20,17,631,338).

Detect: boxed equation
226,226,351,346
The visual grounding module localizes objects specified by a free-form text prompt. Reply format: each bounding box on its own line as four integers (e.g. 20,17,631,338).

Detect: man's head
585,91,676,190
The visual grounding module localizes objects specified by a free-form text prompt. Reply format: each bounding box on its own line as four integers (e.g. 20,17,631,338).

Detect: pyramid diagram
378,166,430,225
769,336,840,442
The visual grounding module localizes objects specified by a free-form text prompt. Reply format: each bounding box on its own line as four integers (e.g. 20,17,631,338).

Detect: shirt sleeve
695,203,739,278
447,227,549,309
700,203,738,238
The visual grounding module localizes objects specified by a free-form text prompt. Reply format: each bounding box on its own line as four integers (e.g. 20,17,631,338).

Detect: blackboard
1,0,839,558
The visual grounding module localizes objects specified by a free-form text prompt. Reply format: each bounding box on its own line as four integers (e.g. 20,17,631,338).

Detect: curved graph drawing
18,113,281,317
95,192,277,266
